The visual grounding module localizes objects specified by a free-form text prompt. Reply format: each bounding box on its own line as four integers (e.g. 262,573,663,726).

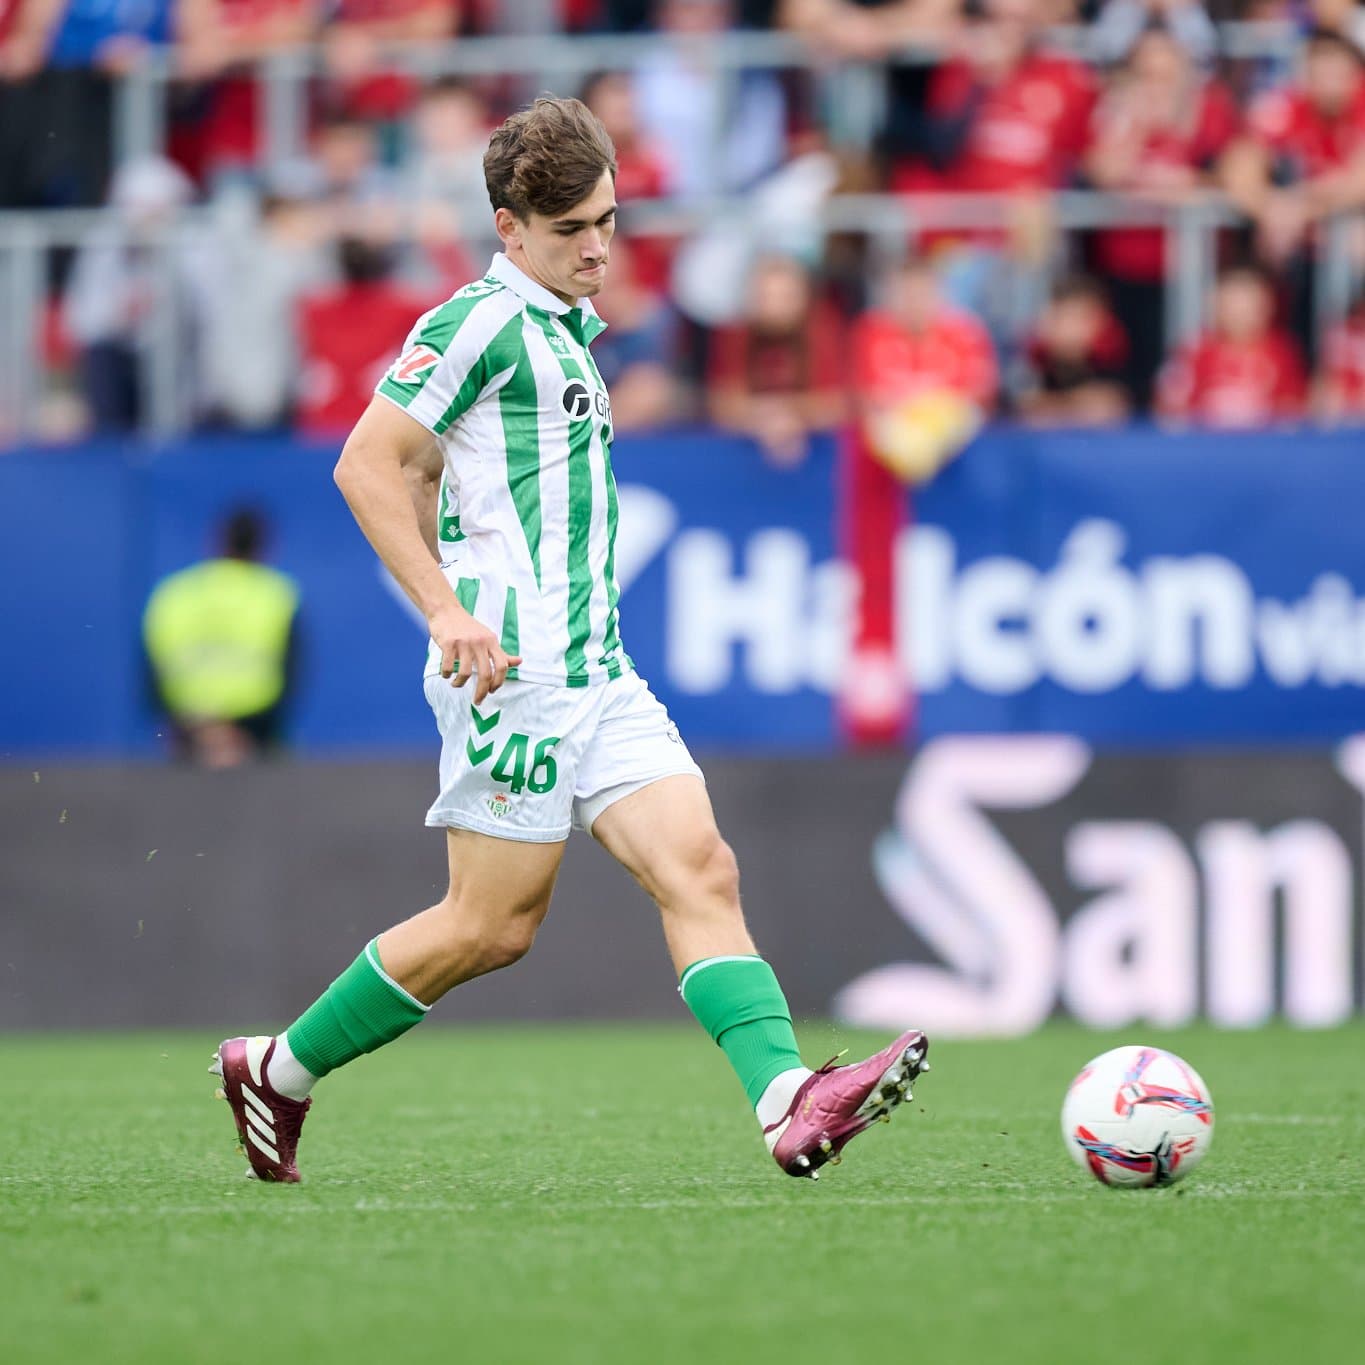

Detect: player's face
499,171,617,306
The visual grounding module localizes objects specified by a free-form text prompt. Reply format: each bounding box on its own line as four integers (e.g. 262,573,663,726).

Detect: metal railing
0,21,1345,442
100,22,1307,178
3,190,1360,443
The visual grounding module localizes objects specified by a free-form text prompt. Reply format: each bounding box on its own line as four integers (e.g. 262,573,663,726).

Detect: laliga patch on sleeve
390,345,442,384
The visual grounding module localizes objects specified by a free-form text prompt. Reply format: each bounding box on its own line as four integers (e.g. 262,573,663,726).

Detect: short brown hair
484,97,617,220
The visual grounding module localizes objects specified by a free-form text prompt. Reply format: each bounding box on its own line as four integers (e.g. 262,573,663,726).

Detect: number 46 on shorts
466,703,560,794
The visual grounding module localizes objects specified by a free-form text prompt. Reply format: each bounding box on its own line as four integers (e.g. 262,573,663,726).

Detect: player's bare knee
482,917,539,971
657,832,740,915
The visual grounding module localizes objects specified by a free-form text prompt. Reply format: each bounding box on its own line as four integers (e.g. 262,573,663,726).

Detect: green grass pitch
2,1022,1363,1365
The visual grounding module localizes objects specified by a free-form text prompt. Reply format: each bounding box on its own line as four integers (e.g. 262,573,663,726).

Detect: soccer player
211,96,929,1184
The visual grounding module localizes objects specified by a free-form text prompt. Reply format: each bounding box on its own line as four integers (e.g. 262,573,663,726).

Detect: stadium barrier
3,427,1365,755
3,742,1361,1031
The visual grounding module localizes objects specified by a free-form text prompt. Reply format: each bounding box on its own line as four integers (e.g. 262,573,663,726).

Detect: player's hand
428,601,522,705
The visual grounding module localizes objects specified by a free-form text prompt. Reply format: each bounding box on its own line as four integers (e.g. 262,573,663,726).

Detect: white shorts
422,669,705,842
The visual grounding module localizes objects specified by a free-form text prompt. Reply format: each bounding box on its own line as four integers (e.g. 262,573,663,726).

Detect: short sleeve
376,286,520,437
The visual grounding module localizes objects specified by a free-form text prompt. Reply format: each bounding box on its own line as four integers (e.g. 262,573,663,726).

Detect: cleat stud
809,1169,819,1180
819,1138,833,1154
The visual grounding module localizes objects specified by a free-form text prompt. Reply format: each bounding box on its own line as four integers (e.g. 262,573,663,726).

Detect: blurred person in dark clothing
778,1,958,172
1157,262,1308,426
0,0,173,209
143,508,301,769
294,236,426,436
1084,22,1240,406
63,155,207,432
590,234,687,430
707,252,846,466
1016,273,1132,426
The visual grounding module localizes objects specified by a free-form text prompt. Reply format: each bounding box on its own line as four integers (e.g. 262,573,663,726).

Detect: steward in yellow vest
143,510,300,765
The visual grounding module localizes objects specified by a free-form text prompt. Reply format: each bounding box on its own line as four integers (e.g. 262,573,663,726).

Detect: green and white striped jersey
376,253,630,688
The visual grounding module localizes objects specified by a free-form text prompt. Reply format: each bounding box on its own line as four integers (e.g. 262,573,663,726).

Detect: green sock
285,938,429,1078
679,955,805,1107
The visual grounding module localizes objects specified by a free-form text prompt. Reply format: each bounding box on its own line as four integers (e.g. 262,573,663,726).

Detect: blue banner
2,427,1364,756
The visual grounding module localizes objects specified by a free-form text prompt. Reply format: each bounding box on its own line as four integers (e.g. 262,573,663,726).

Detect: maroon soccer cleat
766,1030,930,1179
210,1036,311,1183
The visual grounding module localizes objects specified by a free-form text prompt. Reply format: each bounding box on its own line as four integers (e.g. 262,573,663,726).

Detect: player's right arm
334,398,519,703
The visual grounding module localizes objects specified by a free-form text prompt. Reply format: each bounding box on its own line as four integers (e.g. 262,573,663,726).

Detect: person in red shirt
917,0,1096,199
901,0,1097,352
707,252,847,467
1157,263,1308,427
1084,23,1240,406
1224,27,1365,268
1222,26,1365,364
294,237,427,436
320,2,462,126
839,254,996,745
850,253,998,475
1314,287,1365,422
174,0,320,184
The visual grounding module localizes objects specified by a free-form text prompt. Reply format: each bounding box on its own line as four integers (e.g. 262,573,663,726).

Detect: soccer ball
1061,1045,1214,1188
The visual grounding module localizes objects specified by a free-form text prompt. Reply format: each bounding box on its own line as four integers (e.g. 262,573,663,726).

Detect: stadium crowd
5,0,1365,455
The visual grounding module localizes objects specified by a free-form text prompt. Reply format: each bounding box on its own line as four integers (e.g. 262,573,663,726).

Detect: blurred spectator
294,236,426,435
707,252,847,466
582,68,674,291
0,0,173,209
63,156,207,432
200,193,331,429
1313,284,1365,421
143,508,301,769
290,111,398,211
849,254,997,482
1223,26,1365,358
1085,22,1240,405
634,0,788,198
320,1,461,129
174,0,321,186
778,1,959,169
1090,0,1218,67
1157,262,1308,426
400,75,494,281
1016,273,1131,425
906,0,1098,349
1292,0,1365,50
591,235,687,430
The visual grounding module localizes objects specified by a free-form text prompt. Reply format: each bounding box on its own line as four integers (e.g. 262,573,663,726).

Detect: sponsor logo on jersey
561,379,593,420
390,344,441,384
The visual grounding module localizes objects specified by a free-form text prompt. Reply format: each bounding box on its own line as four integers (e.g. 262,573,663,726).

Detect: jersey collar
487,252,605,338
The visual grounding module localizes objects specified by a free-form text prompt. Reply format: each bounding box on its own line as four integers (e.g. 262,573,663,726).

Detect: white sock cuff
366,938,431,1013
